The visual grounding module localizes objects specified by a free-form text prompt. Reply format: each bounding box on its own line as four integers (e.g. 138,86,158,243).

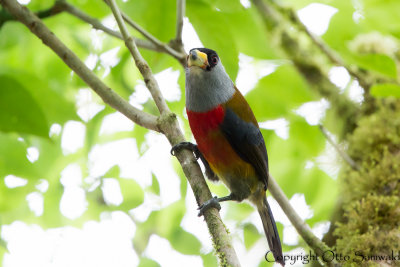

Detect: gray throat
185,63,235,112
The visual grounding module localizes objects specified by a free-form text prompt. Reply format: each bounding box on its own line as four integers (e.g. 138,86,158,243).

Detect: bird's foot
170,142,201,159
198,196,221,217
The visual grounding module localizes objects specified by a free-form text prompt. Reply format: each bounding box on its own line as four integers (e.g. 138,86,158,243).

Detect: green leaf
243,223,261,249
0,23,28,50
201,252,218,267
289,115,325,158
157,201,185,237
41,180,64,227
302,167,337,224
0,68,78,126
170,228,201,255
119,177,144,210
133,201,185,254
149,173,160,195
0,134,37,178
370,83,400,98
322,1,361,53
122,0,176,43
246,64,314,120
0,176,33,223
68,0,109,18
133,124,150,155
85,107,112,152
138,257,161,267
348,53,397,78
280,0,334,9
221,8,277,59
0,75,49,137
104,165,121,178
362,0,400,36
226,201,254,222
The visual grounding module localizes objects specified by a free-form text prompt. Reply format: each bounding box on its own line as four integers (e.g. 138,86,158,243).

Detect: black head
188,48,220,70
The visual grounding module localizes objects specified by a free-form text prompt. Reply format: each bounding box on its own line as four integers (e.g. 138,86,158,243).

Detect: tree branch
59,1,158,52
106,0,240,265
0,0,160,52
0,0,159,132
107,0,170,115
0,0,64,27
319,125,360,171
268,175,339,267
175,0,185,45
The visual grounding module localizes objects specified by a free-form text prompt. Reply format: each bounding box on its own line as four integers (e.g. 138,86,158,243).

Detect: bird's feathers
185,47,283,265
185,56,235,112
258,197,284,266
220,89,269,189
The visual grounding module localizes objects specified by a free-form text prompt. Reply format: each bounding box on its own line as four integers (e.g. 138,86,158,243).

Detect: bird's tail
257,197,284,266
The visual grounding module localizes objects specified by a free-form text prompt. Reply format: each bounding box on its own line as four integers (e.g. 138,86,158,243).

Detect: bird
171,48,284,266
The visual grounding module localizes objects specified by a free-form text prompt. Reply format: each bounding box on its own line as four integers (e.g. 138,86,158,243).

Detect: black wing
220,108,269,189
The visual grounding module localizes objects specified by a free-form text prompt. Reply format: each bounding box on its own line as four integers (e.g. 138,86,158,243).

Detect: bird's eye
211,56,218,65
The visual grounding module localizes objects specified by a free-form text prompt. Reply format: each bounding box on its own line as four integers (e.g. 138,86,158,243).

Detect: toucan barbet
172,48,284,266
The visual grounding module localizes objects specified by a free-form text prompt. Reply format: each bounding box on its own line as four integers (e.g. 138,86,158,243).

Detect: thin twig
319,125,360,171
0,0,159,132
175,0,185,44
60,1,159,52
121,11,186,64
103,0,186,64
268,175,339,266
106,0,170,115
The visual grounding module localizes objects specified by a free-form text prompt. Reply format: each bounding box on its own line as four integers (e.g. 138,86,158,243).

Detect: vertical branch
175,0,185,45
107,0,170,115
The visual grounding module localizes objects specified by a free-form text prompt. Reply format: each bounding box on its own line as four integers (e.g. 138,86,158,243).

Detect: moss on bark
334,98,400,266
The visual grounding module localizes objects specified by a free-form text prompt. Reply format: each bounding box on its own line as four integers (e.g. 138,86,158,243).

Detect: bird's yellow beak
187,49,209,69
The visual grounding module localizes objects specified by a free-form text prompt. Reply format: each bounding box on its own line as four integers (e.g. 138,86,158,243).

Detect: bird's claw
170,142,201,159
197,196,221,217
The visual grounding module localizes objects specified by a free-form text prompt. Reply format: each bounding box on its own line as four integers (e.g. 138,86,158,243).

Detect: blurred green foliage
0,0,399,266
